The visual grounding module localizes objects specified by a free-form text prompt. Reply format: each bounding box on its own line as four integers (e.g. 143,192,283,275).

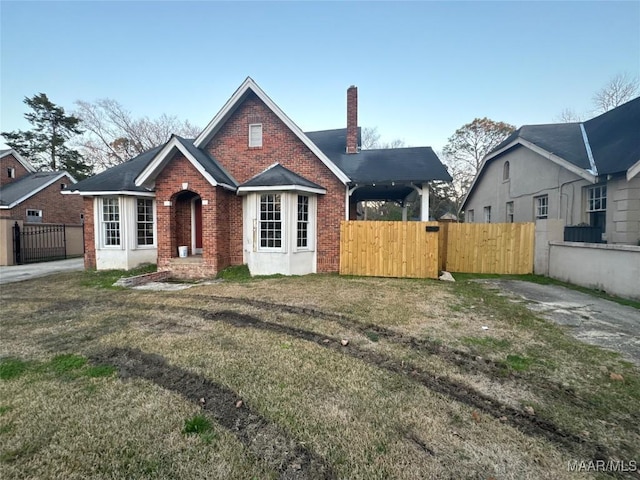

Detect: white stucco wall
464,146,589,225
94,196,158,270
548,242,640,300
607,175,640,245
243,192,317,275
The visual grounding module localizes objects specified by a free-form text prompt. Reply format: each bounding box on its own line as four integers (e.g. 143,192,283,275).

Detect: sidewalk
0,258,84,285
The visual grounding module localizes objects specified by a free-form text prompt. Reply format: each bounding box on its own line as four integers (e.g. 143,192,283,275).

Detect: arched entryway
172,190,202,257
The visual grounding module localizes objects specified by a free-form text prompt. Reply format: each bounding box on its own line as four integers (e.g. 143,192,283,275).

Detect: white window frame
26,209,42,222
506,202,514,223
466,209,474,223
296,195,310,250
136,198,155,248
249,123,263,148
535,195,548,219
258,193,283,251
8,167,16,179
483,206,491,223
503,161,510,181
101,197,121,248
587,185,607,212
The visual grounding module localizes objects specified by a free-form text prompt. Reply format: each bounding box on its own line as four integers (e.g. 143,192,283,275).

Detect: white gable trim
0,172,74,209
0,149,36,173
193,77,350,184
627,159,640,181
461,138,597,211
135,137,222,189
62,190,156,197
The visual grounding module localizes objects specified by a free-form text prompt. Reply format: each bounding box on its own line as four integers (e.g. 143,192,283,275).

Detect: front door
193,198,203,254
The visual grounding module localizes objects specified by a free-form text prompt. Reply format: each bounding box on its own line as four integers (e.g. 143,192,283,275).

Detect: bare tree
442,118,515,212
592,73,639,113
555,108,582,123
361,126,407,149
74,99,200,171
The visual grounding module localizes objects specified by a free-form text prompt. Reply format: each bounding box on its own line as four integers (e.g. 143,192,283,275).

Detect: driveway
477,279,640,367
0,258,84,285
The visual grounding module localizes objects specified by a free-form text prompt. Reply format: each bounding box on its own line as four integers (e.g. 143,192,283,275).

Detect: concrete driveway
0,258,84,285
477,279,640,367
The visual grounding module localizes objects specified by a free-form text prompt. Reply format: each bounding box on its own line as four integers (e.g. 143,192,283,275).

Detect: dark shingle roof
0,171,67,206
584,97,640,174
305,129,452,183
67,146,162,193
493,123,591,170
239,163,324,190
68,138,237,193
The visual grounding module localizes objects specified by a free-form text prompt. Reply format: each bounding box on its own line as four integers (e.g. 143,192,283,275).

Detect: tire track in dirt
202,310,613,465
89,347,336,480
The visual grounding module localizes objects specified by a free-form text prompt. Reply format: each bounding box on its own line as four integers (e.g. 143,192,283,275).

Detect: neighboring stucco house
64,77,451,278
461,97,640,245
0,149,82,224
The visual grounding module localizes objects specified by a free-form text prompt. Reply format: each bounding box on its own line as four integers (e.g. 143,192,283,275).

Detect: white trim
461,137,597,211
0,172,74,209
237,184,326,195
627,159,640,180
0,149,36,172
580,124,598,175
248,123,263,147
135,136,220,188
62,190,156,197
193,77,351,184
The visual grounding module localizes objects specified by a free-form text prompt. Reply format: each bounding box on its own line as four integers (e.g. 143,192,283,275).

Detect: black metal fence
12,222,68,264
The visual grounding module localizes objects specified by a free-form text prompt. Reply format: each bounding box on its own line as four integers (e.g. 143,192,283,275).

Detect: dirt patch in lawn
90,347,335,480
203,310,611,464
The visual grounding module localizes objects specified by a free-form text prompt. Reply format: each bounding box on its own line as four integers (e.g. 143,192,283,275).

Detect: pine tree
2,93,92,179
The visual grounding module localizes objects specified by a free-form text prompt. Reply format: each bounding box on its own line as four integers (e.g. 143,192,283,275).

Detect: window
26,209,42,223
535,195,548,219
297,195,309,248
101,197,120,246
503,161,510,181
249,123,263,147
60,183,66,190
484,206,491,223
136,198,154,246
7,167,15,178
587,185,607,212
259,194,282,249
466,209,474,223
506,202,514,223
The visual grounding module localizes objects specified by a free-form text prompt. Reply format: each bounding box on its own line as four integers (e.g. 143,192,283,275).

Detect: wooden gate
339,221,440,278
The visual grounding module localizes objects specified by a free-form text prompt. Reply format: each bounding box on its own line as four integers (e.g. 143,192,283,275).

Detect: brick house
65,78,451,278
0,149,82,224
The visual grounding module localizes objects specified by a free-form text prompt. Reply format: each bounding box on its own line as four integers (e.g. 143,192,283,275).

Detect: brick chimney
346,85,358,154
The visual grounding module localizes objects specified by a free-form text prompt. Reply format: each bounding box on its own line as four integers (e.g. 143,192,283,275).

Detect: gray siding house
461,97,640,245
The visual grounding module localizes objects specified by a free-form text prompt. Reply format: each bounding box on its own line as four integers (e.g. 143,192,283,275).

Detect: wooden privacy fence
340,221,440,278
339,221,535,279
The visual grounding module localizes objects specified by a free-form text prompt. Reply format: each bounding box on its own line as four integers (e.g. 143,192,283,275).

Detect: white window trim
135,198,156,249
257,193,285,252
100,197,122,249
467,209,474,223
535,195,548,219
249,123,263,148
586,185,607,212
294,194,317,252
506,202,514,223
483,206,491,223
8,167,16,179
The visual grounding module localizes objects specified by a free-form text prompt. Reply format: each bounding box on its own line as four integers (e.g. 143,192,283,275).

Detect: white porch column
402,205,408,221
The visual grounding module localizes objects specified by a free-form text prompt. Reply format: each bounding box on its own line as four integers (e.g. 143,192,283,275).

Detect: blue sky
1,1,639,152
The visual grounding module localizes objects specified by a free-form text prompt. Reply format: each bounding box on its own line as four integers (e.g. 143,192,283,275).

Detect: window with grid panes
297,195,309,248
136,198,154,246
102,198,120,246
259,194,282,249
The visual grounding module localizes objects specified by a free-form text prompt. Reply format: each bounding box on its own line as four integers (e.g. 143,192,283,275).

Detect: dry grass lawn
0,269,638,479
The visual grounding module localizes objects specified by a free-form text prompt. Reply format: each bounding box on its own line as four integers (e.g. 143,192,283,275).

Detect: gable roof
0,149,37,173
461,96,640,211
194,77,351,184
135,135,236,190
237,163,326,195
0,171,76,208
305,129,452,183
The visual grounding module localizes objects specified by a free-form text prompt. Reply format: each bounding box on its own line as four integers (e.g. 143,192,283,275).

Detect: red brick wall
206,92,345,272
0,154,31,186
154,153,224,273
0,175,84,224
83,197,96,269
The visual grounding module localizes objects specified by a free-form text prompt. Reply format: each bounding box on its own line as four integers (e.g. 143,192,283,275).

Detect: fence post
64,224,68,259
13,222,22,265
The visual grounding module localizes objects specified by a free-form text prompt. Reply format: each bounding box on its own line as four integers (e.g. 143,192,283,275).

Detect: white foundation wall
95,196,158,270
